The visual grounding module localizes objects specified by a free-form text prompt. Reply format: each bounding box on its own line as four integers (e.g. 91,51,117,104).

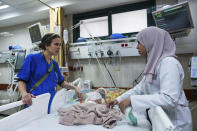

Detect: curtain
49,7,66,66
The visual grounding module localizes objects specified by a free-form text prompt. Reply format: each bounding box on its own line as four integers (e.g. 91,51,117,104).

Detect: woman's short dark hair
39,33,60,50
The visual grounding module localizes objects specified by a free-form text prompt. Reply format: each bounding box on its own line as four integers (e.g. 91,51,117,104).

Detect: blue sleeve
53,60,64,85
17,54,32,82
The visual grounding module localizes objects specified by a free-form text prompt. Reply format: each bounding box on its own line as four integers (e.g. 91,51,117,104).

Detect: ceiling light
0,32,10,35
0,32,14,37
0,5,10,10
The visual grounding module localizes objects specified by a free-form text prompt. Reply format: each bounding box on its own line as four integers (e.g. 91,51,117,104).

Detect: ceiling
0,0,146,28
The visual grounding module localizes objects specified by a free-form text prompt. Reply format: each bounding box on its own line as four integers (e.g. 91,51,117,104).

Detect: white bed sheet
0,88,174,131
15,111,151,131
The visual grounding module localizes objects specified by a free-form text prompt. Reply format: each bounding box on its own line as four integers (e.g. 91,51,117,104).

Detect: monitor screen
28,23,43,44
152,1,194,33
15,51,26,73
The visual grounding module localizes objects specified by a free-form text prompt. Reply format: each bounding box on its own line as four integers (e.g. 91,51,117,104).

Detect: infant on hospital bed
83,88,107,104
84,88,148,126
58,88,122,128
59,88,147,128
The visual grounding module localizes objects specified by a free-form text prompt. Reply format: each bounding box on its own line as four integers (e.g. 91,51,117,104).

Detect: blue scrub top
17,53,64,113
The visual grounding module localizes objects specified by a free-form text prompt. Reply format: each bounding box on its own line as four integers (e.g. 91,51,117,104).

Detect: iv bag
63,29,68,44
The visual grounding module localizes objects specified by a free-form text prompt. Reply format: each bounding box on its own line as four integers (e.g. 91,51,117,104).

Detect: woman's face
46,38,61,56
136,41,147,57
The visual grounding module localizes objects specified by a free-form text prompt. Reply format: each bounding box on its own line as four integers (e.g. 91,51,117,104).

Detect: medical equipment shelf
69,37,136,47
0,49,26,64
69,37,139,59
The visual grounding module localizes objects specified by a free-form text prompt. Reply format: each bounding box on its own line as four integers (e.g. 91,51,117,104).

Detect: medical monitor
152,1,194,36
27,23,43,45
15,50,26,73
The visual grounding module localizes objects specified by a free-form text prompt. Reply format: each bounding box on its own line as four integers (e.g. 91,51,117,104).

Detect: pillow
105,88,126,103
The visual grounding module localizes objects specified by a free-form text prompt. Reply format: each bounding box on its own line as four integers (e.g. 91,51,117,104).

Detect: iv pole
70,21,117,88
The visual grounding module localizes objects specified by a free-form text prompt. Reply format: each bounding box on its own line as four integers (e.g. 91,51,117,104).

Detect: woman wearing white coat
108,27,192,131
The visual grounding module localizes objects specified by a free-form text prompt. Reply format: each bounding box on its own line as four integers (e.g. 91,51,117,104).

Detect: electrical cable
37,0,55,11
190,104,197,111
70,21,83,30
97,43,117,87
77,55,82,77
114,50,122,87
132,71,144,87
101,57,117,87
94,53,109,86
73,20,118,88
81,21,101,41
82,21,117,87
7,58,15,98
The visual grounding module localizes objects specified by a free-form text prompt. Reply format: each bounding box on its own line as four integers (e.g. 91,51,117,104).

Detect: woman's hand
107,100,118,109
18,81,36,106
118,97,131,114
74,87,83,100
21,93,36,106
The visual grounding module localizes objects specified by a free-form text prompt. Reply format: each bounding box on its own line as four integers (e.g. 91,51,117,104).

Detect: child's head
85,88,107,104
96,88,107,99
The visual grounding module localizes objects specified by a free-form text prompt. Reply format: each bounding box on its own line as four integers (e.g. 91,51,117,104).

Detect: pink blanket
58,103,122,129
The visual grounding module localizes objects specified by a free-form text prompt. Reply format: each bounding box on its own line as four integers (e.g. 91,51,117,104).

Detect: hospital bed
0,88,176,131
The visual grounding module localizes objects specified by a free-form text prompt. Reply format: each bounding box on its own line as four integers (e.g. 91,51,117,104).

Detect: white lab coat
117,57,192,131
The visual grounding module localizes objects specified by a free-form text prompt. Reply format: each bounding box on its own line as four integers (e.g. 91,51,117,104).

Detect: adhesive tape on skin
96,88,107,98
86,92,102,101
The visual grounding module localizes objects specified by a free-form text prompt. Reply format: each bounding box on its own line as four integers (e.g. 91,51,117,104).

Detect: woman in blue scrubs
17,33,82,113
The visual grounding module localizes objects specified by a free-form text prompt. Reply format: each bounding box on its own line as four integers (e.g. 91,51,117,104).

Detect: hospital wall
68,0,197,89
0,0,196,90
67,53,193,88
0,19,49,84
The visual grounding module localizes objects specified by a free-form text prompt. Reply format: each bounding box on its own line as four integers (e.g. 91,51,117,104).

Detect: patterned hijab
137,27,176,83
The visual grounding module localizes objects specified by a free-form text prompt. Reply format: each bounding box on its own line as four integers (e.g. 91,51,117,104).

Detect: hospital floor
189,100,197,131
0,116,4,119
0,114,7,120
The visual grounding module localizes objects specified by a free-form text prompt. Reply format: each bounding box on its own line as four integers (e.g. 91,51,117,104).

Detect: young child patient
58,88,122,129
84,88,107,104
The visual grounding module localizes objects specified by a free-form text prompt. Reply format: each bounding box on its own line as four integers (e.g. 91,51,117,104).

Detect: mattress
15,110,151,131
0,89,174,131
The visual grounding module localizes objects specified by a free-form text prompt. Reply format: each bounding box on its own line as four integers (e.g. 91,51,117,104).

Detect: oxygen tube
125,107,138,126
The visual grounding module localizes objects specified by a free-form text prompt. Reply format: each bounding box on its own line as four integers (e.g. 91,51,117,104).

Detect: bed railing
0,93,50,131
148,106,177,131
